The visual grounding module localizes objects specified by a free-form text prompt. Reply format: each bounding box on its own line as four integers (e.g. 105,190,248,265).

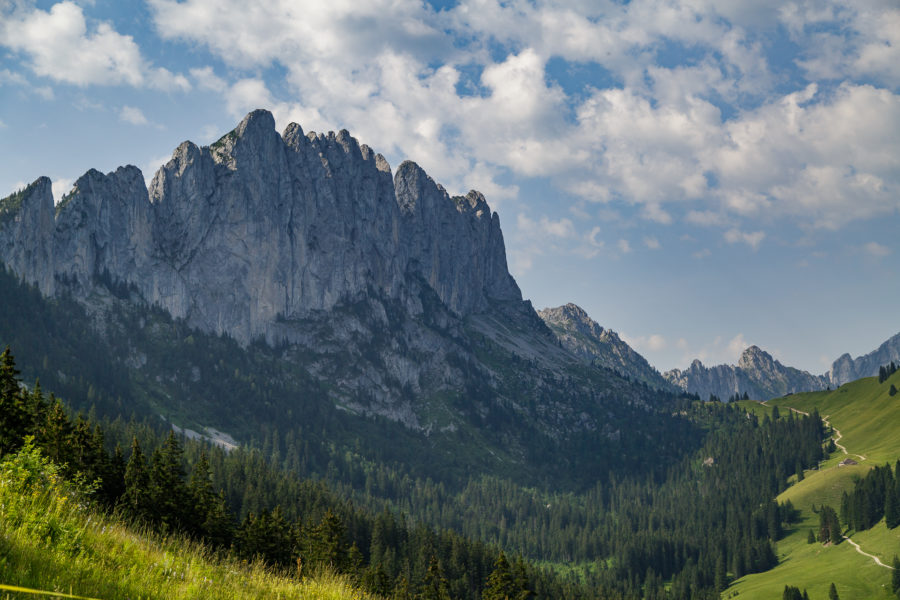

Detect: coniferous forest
0,330,832,598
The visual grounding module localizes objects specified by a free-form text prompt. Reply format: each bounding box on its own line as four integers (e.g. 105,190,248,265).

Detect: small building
838,458,858,467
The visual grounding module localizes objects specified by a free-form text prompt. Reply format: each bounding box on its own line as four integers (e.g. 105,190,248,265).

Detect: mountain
665,331,900,401
829,331,900,386
663,345,829,401
0,109,689,487
538,303,674,390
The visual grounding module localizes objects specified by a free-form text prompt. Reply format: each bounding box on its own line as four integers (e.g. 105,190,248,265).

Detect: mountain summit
0,110,667,453
1,109,524,345
538,303,673,390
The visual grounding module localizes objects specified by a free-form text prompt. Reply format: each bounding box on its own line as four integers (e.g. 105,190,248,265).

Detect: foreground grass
0,441,370,600
727,373,900,599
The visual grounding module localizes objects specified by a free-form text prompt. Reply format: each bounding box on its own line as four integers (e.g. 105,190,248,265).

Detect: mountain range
0,109,693,489
1,107,896,441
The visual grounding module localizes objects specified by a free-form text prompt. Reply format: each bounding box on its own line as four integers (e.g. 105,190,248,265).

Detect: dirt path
820,414,867,461
841,535,894,569
771,404,887,568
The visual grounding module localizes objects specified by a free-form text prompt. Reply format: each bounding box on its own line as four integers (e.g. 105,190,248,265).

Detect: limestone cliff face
828,332,900,386
663,346,829,401
0,109,525,345
538,303,673,390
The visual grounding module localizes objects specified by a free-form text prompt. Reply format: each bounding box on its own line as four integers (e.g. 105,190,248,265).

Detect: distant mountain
665,332,900,401
829,332,900,386
538,303,674,390
664,346,829,401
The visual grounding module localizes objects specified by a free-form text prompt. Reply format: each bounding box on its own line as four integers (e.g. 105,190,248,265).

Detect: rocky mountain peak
737,345,775,371
537,303,673,390
0,109,526,344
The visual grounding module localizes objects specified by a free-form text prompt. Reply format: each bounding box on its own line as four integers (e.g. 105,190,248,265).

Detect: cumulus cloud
617,239,632,254
51,177,73,205
623,333,668,353
863,241,891,257
119,106,148,125
138,0,899,241
724,228,765,250
1,2,189,91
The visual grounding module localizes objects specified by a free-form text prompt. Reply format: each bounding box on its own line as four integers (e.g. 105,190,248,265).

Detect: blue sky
1,0,898,374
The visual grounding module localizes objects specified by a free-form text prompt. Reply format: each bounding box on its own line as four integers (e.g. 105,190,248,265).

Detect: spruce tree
483,552,516,600
123,437,152,523
892,555,900,597
886,481,900,529
829,582,839,600
0,346,27,454
149,431,189,531
420,556,451,600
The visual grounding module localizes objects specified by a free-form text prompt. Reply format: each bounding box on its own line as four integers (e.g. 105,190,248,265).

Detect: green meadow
0,440,369,600
728,371,900,599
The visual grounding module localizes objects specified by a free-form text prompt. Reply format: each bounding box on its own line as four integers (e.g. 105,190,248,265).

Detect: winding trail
841,536,894,569
760,401,890,569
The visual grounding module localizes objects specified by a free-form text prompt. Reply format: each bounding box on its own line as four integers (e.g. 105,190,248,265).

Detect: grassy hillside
728,371,900,599
0,440,368,600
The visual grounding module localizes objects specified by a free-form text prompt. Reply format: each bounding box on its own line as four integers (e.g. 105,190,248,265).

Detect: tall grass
0,440,370,599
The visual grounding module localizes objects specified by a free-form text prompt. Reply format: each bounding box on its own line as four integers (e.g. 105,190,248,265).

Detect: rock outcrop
538,303,674,390
663,345,829,401
0,109,526,345
828,332,900,387
3,109,656,436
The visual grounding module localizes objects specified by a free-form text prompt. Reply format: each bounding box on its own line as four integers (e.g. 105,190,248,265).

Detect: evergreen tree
886,480,900,529
419,556,450,600
807,529,816,544
829,582,839,600
306,509,348,570
483,552,517,600
0,346,28,454
122,437,152,522
892,555,900,597
149,431,189,531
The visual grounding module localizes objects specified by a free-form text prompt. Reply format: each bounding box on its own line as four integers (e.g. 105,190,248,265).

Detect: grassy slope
0,443,368,600
727,371,900,599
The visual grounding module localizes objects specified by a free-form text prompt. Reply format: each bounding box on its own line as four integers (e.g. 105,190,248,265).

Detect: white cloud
119,105,148,125
190,66,227,92
139,0,900,240
726,333,750,362
617,239,632,254
1,1,189,90
863,241,891,257
517,214,576,240
724,228,765,250
685,210,729,227
51,177,73,205
643,236,661,250
622,333,667,353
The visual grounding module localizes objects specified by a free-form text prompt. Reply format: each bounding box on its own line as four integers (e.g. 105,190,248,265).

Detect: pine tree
306,509,347,570
886,481,900,529
419,556,451,600
188,452,216,537
829,582,839,600
122,437,152,522
149,431,189,531
483,552,516,600
807,529,816,544
0,346,28,454
892,555,900,597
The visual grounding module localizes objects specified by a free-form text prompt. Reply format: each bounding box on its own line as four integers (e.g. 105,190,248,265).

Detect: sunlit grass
0,440,370,599
726,373,900,599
